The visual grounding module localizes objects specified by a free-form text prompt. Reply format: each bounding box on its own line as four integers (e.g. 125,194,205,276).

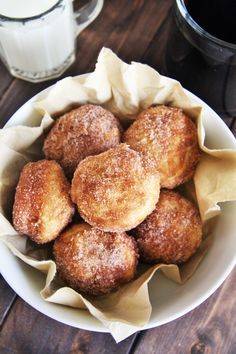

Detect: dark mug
164,0,236,118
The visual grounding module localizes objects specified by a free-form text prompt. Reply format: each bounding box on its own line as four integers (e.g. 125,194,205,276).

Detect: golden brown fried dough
13,160,74,244
53,223,138,295
71,144,160,232
134,190,202,264
43,104,122,177
124,105,200,189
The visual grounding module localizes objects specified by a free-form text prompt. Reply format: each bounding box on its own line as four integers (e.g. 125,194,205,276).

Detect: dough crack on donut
124,105,200,189
71,144,160,232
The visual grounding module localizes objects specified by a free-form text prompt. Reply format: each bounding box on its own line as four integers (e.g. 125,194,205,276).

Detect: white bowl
0,78,236,333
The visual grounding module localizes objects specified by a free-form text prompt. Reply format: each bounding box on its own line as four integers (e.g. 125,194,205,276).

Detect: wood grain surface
0,0,235,353
0,276,16,327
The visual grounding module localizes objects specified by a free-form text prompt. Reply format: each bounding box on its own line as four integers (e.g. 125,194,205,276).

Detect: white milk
0,0,59,19
0,0,76,80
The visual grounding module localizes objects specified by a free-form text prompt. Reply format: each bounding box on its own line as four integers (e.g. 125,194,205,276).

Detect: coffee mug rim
0,0,63,23
176,0,236,50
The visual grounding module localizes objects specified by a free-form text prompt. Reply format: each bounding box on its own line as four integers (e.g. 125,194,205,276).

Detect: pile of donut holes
12,104,202,296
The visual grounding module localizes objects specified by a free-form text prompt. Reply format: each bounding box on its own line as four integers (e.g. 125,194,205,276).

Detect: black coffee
185,0,236,44
163,0,236,118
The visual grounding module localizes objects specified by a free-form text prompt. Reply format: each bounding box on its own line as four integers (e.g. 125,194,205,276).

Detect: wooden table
0,1,236,353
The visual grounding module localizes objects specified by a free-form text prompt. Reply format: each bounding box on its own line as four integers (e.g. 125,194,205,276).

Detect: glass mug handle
74,0,104,36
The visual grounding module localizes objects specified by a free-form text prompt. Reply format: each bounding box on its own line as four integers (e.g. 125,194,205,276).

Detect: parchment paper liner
0,48,236,342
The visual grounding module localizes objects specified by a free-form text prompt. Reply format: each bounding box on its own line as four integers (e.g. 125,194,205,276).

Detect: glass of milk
0,0,104,82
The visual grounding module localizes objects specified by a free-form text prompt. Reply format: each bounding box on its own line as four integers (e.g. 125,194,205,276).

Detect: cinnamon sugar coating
43,104,122,177
134,190,202,264
13,160,74,244
124,105,200,189
53,223,138,295
71,144,160,232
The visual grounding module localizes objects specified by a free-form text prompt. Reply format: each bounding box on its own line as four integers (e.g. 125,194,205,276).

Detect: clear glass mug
164,0,236,118
0,0,104,83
